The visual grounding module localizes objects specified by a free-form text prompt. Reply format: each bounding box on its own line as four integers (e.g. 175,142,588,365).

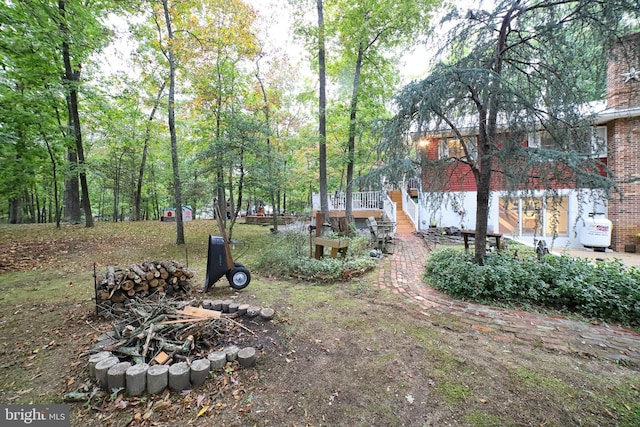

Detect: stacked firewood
95,261,194,316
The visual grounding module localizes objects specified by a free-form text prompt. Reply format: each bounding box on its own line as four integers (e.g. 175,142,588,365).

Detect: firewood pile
94,261,194,317
92,297,251,366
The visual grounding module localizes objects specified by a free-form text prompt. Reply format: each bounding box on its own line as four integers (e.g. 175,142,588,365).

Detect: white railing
312,191,398,228
383,194,397,224
402,187,419,229
325,191,382,210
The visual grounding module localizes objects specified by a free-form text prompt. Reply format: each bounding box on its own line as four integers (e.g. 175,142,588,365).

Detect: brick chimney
606,32,640,252
606,32,640,109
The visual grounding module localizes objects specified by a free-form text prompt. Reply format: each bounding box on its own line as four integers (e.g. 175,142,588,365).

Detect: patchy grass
437,381,473,404
0,220,639,426
0,270,91,304
464,411,515,427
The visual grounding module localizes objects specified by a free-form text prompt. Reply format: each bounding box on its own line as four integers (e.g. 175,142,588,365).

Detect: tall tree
117,12,175,222
383,0,639,263
177,0,258,233
0,0,110,225
135,81,166,221
254,55,280,231
59,0,95,227
329,0,436,224
159,0,185,244
317,0,329,220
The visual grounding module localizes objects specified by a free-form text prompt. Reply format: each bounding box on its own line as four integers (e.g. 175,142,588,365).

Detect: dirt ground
0,221,638,427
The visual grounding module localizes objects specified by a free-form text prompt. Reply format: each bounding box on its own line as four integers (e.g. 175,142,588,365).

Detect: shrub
255,231,377,282
424,248,640,327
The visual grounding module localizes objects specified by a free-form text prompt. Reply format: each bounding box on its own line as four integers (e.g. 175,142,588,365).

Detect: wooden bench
315,237,350,259
461,230,503,251
367,216,395,252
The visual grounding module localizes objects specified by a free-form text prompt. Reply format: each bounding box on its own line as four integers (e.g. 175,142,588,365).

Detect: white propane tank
579,214,612,248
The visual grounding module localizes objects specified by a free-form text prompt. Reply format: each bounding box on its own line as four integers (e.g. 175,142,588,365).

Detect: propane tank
579,213,612,248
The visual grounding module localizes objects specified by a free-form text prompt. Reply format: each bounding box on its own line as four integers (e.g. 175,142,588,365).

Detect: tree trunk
64,149,81,223
42,133,61,228
9,198,21,224
227,165,237,239
134,141,148,221
255,58,278,232
229,146,246,242
59,0,93,227
214,61,226,231
283,187,287,213
135,82,166,221
150,163,160,219
64,64,91,227
472,3,514,264
34,191,40,223
345,43,364,228
113,152,121,222
473,103,490,263
474,156,492,263
162,0,185,245
317,0,329,220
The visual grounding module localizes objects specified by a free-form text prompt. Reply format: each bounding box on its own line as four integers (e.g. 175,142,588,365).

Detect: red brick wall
606,33,640,251
607,119,640,251
607,32,640,110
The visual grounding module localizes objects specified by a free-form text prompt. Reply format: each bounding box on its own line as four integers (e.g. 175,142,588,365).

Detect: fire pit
81,291,275,397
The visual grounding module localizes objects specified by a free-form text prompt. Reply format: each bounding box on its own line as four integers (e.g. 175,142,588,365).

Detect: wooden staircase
388,191,415,233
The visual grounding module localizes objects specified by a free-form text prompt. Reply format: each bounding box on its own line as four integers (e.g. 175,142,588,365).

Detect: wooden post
126,363,148,396
238,347,257,367
147,364,169,394
107,361,131,391
207,351,227,369
88,351,113,379
94,356,120,387
190,359,210,386
314,212,324,259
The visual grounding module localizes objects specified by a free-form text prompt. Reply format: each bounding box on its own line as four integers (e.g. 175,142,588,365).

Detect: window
498,195,569,237
498,198,519,235
527,131,555,150
448,139,466,158
545,196,569,237
521,198,543,235
439,137,477,160
591,126,607,158
438,138,448,158
527,127,607,157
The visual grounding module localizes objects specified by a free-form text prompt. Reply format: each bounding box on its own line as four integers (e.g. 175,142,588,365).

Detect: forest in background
2,0,639,254
0,0,436,230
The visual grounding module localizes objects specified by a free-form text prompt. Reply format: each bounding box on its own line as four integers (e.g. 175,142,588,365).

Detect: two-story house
417,32,640,253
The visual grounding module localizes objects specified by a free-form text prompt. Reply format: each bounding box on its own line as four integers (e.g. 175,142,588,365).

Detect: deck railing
325,191,382,210
312,190,397,224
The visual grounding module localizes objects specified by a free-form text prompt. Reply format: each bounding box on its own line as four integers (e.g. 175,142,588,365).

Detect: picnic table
461,230,503,251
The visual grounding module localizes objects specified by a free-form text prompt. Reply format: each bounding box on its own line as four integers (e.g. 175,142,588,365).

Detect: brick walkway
372,232,640,367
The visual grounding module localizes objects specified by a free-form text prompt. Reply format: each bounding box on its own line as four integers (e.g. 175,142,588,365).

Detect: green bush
424,248,640,327
255,231,377,282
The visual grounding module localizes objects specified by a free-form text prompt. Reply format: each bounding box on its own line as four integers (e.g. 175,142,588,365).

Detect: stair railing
401,187,419,229
382,194,397,228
